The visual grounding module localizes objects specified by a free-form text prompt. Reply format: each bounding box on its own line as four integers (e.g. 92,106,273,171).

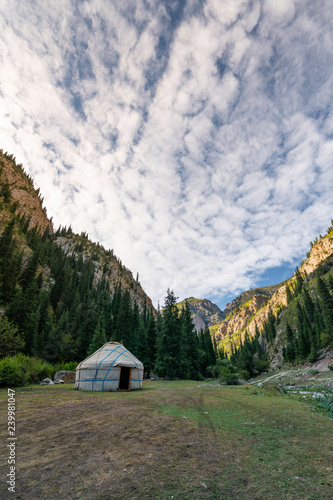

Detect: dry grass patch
0,380,332,499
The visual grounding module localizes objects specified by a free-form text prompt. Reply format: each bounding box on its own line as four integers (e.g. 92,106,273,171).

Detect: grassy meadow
0,379,332,499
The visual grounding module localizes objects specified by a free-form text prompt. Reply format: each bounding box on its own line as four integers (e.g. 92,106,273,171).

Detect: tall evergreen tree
317,277,333,343
87,320,107,356
180,301,200,379
0,218,22,304
293,268,304,297
303,286,315,323
145,313,157,377
155,289,182,378
296,302,310,358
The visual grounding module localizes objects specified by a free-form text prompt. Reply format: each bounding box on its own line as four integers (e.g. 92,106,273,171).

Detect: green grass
0,379,332,499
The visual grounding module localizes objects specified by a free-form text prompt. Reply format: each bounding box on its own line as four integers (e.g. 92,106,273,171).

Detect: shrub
314,394,333,418
0,356,26,386
328,365,333,371
24,356,54,384
218,359,231,368
0,316,25,357
0,354,54,387
238,369,250,381
219,366,240,385
222,373,240,385
320,332,331,346
211,365,221,378
254,359,270,374
52,361,78,374
309,369,320,375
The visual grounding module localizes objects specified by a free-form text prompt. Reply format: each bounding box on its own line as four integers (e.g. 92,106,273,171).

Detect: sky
1,0,333,311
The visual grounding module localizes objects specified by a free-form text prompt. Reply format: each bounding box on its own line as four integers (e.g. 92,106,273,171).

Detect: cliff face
215,294,269,343
0,150,53,234
54,235,154,312
213,233,333,358
177,297,225,332
300,236,333,276
246,235,333,337
223,285,281,317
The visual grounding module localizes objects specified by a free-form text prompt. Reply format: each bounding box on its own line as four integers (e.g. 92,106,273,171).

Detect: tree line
225,257,333,376
0,210,216,379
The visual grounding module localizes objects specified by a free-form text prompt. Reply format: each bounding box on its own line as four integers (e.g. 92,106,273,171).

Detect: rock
192,314,206,332
144,371,159,380
0,153,53,233
40,378,54,385
178,298,225,332
54,379,65,384
53,370,76,383
215,294,269,343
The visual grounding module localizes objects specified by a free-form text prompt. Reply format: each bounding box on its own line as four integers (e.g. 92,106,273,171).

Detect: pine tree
286,285,293,304
117,290,133,348
303,287,315,323
237,332,255,377
180,301,200,379
317,277,333,344
155,289,182,378
0,316,25,357
293,268,304,297
283,323,296,362
0,218,22,304
135,317,149,371
87,320,107,356
296,302,310,359
145,313,157,377
33,290,54,358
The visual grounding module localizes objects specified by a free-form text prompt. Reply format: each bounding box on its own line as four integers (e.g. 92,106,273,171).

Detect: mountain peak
176,297,225,332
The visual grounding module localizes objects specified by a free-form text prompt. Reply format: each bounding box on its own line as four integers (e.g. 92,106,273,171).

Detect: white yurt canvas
75,342,144,391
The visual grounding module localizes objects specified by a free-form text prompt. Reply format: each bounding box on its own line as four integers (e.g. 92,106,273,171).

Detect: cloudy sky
1,0,333,310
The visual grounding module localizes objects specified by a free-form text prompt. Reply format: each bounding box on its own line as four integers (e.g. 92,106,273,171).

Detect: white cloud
263,0,295,25
0,0,333,309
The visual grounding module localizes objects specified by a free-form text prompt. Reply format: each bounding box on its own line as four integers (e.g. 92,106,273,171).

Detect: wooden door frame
118,366,132,391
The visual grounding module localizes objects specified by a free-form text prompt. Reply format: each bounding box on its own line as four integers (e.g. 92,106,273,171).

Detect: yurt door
119,367,131,390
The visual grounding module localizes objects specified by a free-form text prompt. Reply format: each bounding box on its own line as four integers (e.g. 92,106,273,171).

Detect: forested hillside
214,224,333,378
0,150,216,382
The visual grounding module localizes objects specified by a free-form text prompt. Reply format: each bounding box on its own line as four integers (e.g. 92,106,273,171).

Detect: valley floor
0,379,332,499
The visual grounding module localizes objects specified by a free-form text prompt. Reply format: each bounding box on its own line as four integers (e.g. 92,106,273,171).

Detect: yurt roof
77,342,144,370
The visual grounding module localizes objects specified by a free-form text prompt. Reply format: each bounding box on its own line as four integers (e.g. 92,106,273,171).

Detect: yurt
75,342,144,391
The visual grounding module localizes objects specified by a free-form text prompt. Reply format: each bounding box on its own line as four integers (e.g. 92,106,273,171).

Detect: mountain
223,283,283,317
212,225,333,368
210,284,285,346
0,149,154,312
0,150,155,363
0,152,52,234
176,297,225,332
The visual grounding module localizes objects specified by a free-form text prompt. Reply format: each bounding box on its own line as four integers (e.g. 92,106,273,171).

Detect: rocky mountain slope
53,233,154,312
0,149,154,313
176,297,225,332
223,284,282,317
0,151,52,234
213,228,333,365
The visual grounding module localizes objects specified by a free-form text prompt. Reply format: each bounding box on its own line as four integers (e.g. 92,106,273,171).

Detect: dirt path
248,371,289,384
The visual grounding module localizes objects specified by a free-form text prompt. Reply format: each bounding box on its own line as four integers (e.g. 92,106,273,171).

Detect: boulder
53,370,76,383
40,378,54,385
